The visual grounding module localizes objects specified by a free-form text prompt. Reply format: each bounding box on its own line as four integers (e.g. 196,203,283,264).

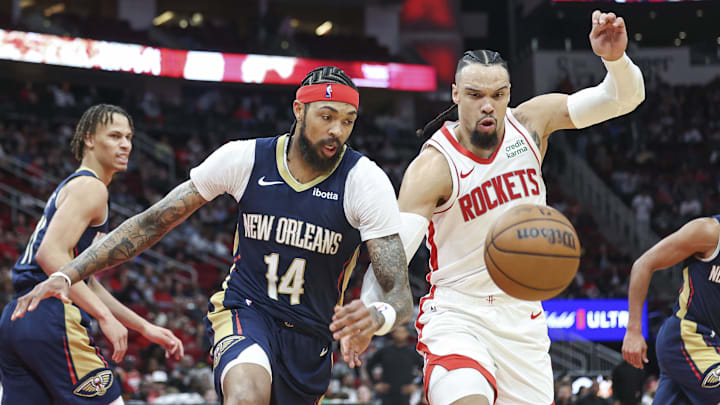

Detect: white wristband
49,272,72,287
370,302,397,336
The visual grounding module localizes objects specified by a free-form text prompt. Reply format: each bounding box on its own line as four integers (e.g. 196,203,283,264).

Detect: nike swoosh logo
460,167,474,178
258,176,284,186
320,347,328,357
531,311,543,320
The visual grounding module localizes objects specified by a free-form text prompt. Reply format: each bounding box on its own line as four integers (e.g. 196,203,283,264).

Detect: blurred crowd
0,72,681,403
568,75,720,239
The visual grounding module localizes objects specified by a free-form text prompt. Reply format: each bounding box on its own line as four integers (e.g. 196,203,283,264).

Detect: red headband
296,83,359,110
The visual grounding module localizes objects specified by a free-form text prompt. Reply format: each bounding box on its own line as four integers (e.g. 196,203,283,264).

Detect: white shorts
416,286,554,405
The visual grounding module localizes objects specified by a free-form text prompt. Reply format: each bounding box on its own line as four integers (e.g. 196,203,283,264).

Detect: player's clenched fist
589,10,628,62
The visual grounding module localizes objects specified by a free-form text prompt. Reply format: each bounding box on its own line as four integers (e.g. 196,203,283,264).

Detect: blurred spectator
146,370,168,403
641,376,658,405
50,82,76,108
574,381,611,405
612,361,645,405
555,378,575,405
631,188,653,227
678,193,702,219
117,355,143,397
366,325,423,405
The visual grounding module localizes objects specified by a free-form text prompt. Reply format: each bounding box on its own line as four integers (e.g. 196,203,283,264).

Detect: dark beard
297,121,343,172
470,128,499,149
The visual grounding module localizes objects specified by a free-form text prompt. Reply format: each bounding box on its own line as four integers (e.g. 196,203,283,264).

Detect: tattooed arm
330,233,412,368
364,233,413,328
11,180,208,319
68,180,207,282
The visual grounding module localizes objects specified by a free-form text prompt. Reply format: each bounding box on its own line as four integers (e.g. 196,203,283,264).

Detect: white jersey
424,109,547,297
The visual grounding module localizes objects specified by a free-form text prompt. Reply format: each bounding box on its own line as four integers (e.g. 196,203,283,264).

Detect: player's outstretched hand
98,315,128,363
330,299,381,367
622,330,648,369
340,335,367,369
11,274,71,321
143,324,185,360
589,10,628,62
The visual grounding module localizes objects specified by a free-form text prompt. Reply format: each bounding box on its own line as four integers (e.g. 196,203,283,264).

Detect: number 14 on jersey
264,253,306,305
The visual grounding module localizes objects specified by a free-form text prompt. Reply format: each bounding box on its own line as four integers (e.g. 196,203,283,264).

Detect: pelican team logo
213,336,246,368
702,365,720,389
73,370,113,397
325,84,333,98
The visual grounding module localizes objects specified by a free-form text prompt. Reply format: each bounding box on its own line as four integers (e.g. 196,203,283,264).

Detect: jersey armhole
423,140,459,214
506,108,542,165
698,217,720,262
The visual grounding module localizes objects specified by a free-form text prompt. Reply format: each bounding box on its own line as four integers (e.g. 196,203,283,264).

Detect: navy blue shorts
205,295,332,405
654,315,720,404
0,298,121,405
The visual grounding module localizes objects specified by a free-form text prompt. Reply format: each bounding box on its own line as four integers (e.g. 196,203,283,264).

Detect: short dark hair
71,104,134,161
417,50,509,138
290,66,357,134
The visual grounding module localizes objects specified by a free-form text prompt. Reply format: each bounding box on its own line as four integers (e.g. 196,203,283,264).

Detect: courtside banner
543,299,648,341
0,29,437,91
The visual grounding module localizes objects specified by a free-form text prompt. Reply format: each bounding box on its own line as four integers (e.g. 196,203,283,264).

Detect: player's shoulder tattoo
510,108,542,150
531,130,542,151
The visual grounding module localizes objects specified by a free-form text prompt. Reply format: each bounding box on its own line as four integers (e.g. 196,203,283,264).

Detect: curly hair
71,104,134,161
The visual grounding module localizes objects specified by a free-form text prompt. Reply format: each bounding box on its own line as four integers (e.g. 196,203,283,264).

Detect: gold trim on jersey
337,247,360,306
675,267,691,319
75,167,99,178
680,318,720,373
64,303,107,379
207,290,234,345
275,135,346,192
207,274,235,347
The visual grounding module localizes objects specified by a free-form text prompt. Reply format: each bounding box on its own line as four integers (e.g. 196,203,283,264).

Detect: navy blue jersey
216,135,363,341
12,169,108,294
672,215,720,333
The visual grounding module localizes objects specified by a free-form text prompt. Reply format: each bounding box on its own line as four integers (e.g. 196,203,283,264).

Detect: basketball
484,204,581,301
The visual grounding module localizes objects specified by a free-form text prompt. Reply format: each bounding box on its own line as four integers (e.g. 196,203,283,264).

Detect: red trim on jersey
336,269,346,297
703,335,720,354
423,353,498,405
63,335,77,385
426,138,460,215
415,284,437,356
441,123,505,165
233,309,243,335
427,221,438,271
680,340,702,380
687,274,695,309
94,343,109,368
506,112,541,165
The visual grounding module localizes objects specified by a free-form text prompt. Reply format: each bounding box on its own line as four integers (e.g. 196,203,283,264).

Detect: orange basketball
484,204,581,301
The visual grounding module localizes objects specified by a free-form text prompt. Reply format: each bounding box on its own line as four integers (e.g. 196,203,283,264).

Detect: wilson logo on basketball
484,204,580,301
516,227,577,250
